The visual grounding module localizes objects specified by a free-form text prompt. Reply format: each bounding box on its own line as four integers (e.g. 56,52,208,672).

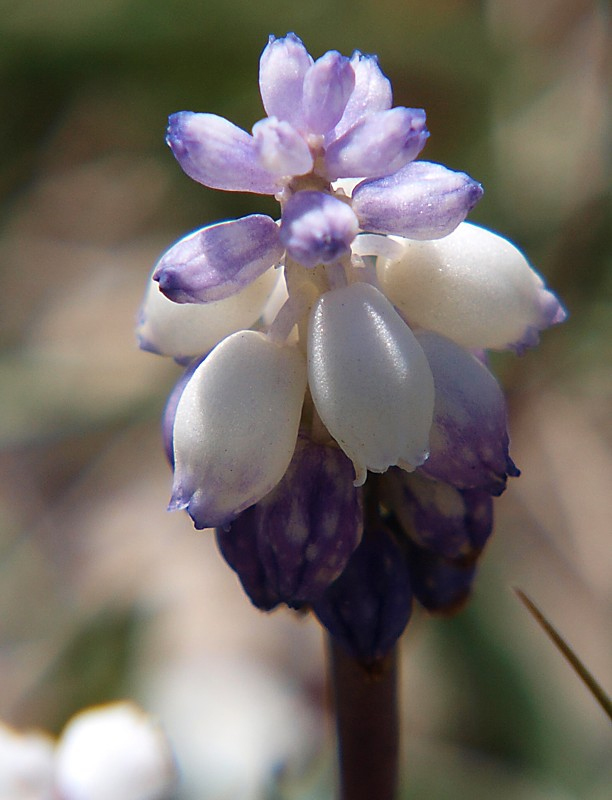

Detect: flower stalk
329,638,399,800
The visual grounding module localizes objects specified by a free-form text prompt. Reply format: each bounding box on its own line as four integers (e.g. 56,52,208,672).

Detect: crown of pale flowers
137,32,565,536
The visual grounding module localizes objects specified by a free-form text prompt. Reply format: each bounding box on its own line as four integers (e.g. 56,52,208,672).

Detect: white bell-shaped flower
137,266,278,360
308,282,434,485
170,330,307,528
377,222,566,350
54,703,176,800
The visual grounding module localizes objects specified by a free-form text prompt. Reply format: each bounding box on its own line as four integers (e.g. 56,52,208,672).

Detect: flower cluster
137,34,565,664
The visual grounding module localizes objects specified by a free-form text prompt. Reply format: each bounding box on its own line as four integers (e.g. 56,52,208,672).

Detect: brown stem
329,637,400,800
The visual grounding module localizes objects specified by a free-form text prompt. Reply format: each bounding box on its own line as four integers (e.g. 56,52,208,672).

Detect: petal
330,51,393,141
352,161,483,238
166,112,279,194
308,282,435,485
55,703,176,800
385,469,493,559
415,331,520,494
324,108,429,180
170,331,307,529
301,51,355,135
252,117,313,177
279,191,359,268
258,33,313,128
377,222,567,350
153,215,283,304
137,266,279,360
217,436,363,608
313,528,413,664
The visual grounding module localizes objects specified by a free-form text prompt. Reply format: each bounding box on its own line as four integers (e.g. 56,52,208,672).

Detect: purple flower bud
279,191,359,268
252,117,313,177
405,542,477,613
330,51,393,141
324,107,429,180
166,112,279,194
216,519,281,611
313,528,413,665
153,215,284,304
259,33,313,129
301,51,355,135
352,161,483,239
217,437,363,609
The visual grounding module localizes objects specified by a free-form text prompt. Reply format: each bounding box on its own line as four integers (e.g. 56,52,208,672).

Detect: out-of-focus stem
329,637,399,800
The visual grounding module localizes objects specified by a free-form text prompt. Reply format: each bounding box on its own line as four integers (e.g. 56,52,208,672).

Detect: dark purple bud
216,436,363,610
405,542,478,614
385,470,494,560
313,528,412,665
215,508,281,611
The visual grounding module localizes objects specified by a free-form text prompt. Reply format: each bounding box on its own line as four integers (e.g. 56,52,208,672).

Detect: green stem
329,637,400,800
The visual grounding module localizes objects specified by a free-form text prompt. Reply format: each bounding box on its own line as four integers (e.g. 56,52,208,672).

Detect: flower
0,703,176,800
137,33,565,662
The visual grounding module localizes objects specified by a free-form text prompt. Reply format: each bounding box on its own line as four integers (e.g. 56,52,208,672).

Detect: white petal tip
352,464,368,487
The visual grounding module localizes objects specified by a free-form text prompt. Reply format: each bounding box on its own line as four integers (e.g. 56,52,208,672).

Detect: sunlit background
0,0,610,798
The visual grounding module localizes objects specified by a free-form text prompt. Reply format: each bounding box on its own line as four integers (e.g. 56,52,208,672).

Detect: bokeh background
0,0,610,798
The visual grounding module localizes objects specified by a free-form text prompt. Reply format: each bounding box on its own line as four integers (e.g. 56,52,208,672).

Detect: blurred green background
0,1,610,798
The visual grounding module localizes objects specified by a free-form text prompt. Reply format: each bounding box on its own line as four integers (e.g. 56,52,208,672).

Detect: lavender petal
324,107,428,181
166,112,279,194
352,161,483,238
252,117,313,178
301,51,355,135
153,215,284,304
258,33,313,129
329,51,393,141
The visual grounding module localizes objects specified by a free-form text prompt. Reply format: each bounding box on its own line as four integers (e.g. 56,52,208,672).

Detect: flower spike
139,32,565,667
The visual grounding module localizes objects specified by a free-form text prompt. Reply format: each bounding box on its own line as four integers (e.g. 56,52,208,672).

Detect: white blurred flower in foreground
148,656,321,800
0,724,54,800
0,703,176,800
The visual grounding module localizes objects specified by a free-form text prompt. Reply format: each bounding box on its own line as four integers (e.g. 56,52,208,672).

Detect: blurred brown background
0,1,610,798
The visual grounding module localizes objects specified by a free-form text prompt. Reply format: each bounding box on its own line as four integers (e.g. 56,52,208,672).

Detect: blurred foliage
0,1,609,799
